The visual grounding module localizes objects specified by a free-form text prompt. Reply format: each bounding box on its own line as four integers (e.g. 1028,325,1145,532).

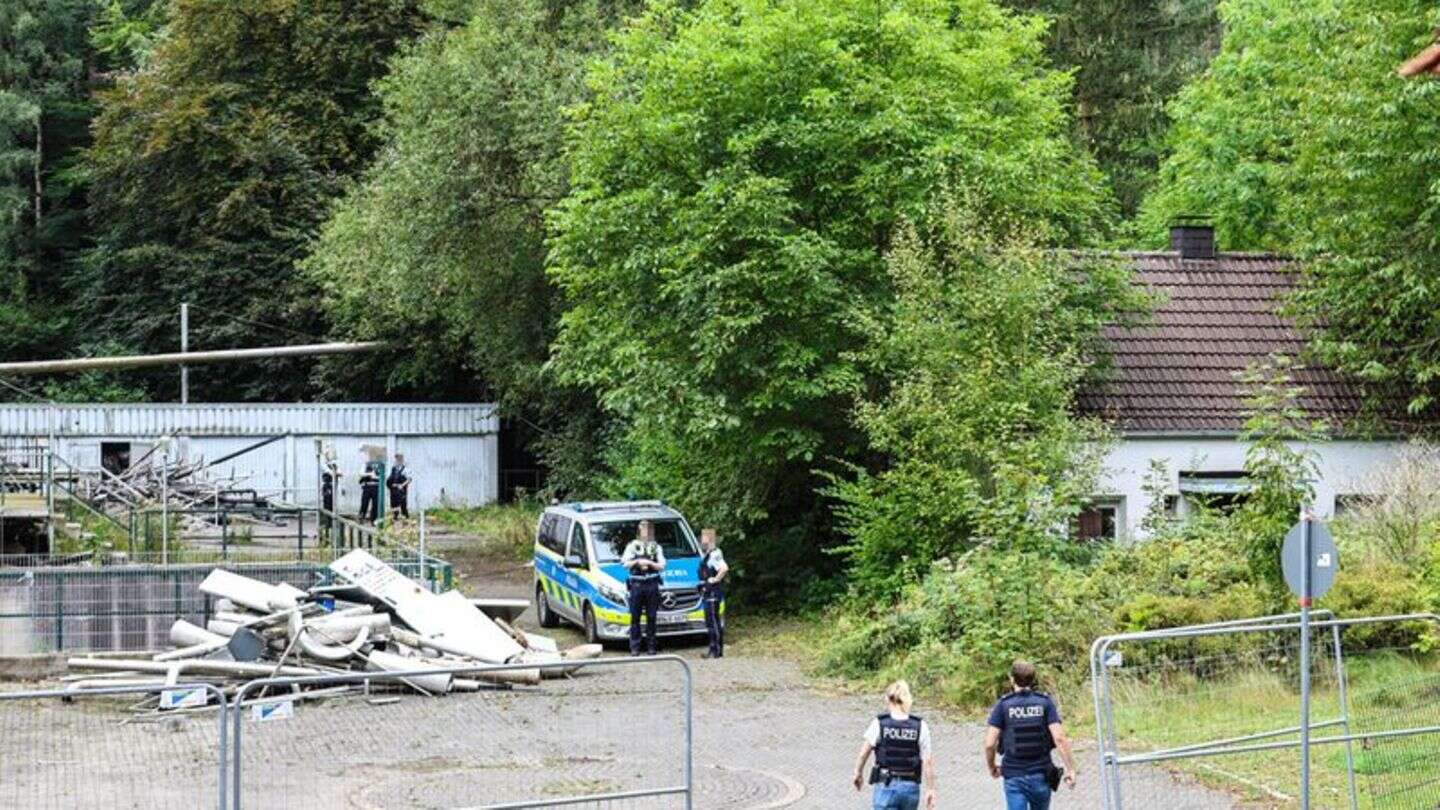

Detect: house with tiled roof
1073,224,1416,540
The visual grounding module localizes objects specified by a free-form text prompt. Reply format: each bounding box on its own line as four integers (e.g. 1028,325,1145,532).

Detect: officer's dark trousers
629,578,660,655
388,486,408,518
359,487,378,523
702,588,724,657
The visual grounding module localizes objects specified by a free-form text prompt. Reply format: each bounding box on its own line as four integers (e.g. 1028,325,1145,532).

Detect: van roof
547,500,684,523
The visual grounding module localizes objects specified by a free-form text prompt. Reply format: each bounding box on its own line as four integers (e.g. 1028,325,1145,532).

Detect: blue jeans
1004,772,1052,810
873,779,920,810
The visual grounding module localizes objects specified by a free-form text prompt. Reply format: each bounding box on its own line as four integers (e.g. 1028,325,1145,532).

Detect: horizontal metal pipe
0,341,384,375
1115,723,1440,766
1125,718,1347,761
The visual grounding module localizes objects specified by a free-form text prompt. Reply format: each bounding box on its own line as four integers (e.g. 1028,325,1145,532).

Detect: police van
533,501,710,644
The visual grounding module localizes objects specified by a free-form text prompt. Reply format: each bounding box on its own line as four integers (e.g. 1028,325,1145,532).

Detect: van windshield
591,519,698,563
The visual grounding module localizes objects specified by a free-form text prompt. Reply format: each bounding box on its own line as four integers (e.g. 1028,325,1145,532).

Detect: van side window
538,514,569,554
568,522,589,566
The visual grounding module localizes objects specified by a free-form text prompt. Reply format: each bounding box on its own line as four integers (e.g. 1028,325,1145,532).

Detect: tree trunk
33,115,42,227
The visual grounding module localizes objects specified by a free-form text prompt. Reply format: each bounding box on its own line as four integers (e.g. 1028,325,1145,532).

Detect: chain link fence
0,682,228,810
1091,612,1440,809
231,657,693,810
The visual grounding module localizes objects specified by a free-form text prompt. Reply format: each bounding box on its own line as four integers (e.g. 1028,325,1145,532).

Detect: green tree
1007,0,1220,215
81,0,426,401
829,195,1139,600
548,0,1112,575
1142,0,1440,417
1232,355,1324,594
0,0,92,363
307,0,639,479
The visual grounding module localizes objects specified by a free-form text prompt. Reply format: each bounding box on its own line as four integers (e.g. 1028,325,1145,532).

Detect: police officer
983,661,1077,810
358,461,380,524
852,680,937,810
387,453,410,519
698,527,728,659
621,520,665,656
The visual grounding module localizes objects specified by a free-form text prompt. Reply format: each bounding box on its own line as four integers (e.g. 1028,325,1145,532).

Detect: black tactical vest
999,691,1054,762
700,550,722,589
871,714,923,783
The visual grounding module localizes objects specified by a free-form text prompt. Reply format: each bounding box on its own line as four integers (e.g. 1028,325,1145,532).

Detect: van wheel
536,583,560,628
583,603,601,645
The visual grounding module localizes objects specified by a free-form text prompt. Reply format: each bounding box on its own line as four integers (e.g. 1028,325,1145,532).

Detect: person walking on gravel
852,680,937,810
984,661,1077,810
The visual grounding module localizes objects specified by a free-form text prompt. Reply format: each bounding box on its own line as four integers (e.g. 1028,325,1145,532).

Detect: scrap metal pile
63,550,600,706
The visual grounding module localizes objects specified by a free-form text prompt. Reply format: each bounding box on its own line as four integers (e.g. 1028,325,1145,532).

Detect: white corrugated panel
397,436,497,510
0,403,498,437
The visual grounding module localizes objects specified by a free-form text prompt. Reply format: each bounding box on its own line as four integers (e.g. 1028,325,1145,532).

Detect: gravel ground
0,544,1241,809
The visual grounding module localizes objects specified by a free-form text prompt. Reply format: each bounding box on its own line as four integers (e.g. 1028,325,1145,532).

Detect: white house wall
1098,437,1411,539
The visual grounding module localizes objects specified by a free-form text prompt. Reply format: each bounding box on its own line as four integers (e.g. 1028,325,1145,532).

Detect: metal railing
0,554,451,654
0,682,229,810
1091,612,1440,809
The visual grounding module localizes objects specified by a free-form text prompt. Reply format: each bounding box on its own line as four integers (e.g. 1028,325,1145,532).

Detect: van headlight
599,582,627,607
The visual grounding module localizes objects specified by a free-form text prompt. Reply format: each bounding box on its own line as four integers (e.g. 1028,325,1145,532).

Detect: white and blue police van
533,500,710,644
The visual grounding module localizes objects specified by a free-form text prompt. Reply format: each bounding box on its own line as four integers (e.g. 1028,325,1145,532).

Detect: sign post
1282,515,1338,810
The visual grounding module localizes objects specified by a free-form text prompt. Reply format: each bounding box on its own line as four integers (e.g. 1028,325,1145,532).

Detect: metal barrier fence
1091,612,1440,809
0,682,228,809
229,657,693,810
0,553,451,654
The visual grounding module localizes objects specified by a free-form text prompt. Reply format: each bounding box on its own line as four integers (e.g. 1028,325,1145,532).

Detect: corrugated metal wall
0,403,498,437
0,404,501,510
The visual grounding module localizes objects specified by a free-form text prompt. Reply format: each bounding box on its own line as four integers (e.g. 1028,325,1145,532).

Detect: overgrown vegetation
429,503,539,563
822,357,1437,707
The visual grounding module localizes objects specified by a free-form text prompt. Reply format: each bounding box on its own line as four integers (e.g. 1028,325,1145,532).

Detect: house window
1075,500,1122,541
1179,472,1249,515
1334,494,1375,516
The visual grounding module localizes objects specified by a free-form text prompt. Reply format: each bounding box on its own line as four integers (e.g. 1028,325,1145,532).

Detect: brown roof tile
1076,251,1402,434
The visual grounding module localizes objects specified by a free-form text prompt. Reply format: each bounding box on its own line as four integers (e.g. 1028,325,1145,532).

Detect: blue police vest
998,691,1054,770
872,714,923,782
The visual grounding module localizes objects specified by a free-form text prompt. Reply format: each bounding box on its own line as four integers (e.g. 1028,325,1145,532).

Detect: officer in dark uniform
983,661,1077,810
621,520,665,656
698,527,728,659
852,681,937,810
320,469,337,533
358,461,380,524
387,453,410,519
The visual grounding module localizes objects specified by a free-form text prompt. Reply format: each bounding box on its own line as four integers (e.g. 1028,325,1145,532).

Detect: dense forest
6,0,1440,691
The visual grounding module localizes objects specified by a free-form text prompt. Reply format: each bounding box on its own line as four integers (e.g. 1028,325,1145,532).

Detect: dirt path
442,544,1238,809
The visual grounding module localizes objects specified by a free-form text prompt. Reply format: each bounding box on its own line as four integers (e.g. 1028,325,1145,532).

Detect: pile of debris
64,549,600,706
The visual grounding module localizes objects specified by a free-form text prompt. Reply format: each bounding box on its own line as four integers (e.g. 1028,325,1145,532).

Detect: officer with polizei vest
852,680,938,810
698,527,728,659
621,519,665,656
984,661,1077,810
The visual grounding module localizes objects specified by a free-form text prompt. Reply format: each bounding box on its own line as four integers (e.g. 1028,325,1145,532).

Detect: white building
1074,226,1416,540
0,402,500,513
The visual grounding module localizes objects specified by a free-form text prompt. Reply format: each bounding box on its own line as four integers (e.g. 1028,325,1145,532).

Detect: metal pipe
0,341,384,375
180,302,189,404
1331,622,1360,810
1115,723,1440,766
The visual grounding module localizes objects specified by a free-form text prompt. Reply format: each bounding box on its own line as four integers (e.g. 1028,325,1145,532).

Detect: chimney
1170,219,1215,260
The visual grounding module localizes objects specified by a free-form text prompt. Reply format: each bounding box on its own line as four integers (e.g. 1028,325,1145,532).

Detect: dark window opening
100,442,131,477
1075,502,1120,541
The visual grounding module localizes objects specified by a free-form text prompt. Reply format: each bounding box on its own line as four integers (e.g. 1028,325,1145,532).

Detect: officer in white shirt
853,681,937,810
698,527,728,659
621,520,665,656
